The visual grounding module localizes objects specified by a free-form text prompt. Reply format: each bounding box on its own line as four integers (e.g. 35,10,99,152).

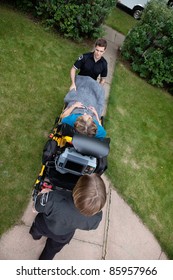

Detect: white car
117,0,173,19
117,0,149,19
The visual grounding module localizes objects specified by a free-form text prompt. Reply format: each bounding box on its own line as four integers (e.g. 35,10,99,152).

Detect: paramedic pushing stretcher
30,174,106,260
70,38,108,91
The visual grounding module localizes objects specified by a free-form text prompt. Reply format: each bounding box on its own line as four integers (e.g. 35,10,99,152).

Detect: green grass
0,5,91,234
105,61,173,259
105,7,137,35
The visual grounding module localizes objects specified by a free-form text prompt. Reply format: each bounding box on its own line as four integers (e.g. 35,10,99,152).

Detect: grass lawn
105,60,173,259
105,6,137,35
105,5,173,259
0,4,91,235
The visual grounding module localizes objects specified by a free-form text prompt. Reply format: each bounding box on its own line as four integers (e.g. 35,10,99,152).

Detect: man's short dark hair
95,38,107,49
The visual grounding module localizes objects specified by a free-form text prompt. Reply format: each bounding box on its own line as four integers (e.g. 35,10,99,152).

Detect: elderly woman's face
82,114,92,122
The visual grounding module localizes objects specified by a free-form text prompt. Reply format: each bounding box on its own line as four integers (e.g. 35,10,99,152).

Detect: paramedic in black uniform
70,38,108,91
29,173,107,260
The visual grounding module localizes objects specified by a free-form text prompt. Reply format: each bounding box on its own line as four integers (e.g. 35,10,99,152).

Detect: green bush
13,0,116,40
121,0,173,89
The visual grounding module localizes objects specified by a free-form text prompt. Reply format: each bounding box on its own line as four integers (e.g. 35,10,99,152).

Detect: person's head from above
94,38,107,61
73,173,107,216
74,114,97,137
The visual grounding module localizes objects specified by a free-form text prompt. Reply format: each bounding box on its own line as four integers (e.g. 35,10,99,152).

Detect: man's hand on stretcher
32,188,53,213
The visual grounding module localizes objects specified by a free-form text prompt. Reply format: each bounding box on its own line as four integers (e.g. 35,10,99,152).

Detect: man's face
94,46,106,61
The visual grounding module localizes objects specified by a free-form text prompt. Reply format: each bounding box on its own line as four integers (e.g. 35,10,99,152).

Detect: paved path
0,26,168,260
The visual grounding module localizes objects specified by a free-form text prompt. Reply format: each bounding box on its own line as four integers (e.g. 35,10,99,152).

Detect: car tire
132,6,143,20
168,0,173,7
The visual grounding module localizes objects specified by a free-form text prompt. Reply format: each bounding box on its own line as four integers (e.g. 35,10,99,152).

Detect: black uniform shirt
35,189,102,235
74,52,108,80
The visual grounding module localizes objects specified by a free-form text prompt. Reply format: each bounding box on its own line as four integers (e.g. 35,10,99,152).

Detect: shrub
121,0,173,89
13,0,116,40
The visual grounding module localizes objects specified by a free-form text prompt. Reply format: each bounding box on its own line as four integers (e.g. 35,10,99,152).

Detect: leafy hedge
121,0,173,90
13,0,116,40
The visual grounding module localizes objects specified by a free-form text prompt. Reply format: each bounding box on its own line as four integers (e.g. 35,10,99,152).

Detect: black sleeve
73,54,85,70
101,60,108,78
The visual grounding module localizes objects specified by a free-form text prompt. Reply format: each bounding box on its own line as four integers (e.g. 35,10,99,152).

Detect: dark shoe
29,224,42,240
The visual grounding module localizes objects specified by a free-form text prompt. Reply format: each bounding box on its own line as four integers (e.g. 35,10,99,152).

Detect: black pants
29,213,75,260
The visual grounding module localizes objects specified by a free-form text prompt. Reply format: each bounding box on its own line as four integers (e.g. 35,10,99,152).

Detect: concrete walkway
0,26,168,260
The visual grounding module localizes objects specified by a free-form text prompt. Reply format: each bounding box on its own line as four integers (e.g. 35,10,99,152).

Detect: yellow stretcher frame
33,112,73,192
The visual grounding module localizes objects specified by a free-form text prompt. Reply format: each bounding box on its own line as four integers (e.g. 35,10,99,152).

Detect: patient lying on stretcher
60,75,106,139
